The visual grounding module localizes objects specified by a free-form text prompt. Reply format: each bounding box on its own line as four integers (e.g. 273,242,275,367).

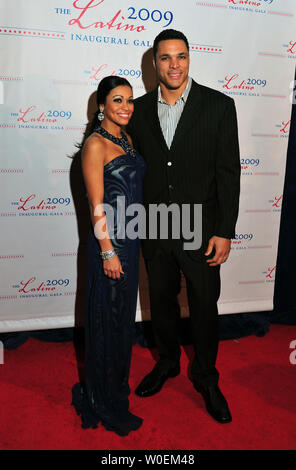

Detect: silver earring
98,109,104,122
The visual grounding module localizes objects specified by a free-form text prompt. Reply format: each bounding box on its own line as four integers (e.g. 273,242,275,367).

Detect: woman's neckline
96,125,126,144
95,125,135,157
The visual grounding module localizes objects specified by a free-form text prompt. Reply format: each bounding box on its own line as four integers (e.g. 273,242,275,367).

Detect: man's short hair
153,29,189,59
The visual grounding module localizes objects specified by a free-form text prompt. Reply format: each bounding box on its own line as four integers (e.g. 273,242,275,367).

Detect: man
128,29,240,423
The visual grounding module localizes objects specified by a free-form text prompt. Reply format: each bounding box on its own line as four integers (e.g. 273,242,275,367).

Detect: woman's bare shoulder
82,133,106,161
83,132,105,150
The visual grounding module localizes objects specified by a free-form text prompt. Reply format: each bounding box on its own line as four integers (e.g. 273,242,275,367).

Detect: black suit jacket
127,79,241,260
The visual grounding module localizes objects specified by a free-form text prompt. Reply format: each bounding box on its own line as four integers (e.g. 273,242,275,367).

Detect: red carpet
1,324,296,450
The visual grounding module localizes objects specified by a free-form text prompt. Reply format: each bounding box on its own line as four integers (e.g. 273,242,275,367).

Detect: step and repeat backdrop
0,0,295,332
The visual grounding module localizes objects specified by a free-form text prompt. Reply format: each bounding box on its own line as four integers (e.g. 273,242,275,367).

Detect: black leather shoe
194,383,232,423
135,362,180,397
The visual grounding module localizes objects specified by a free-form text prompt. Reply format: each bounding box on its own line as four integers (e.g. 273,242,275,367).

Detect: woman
72,76,145,436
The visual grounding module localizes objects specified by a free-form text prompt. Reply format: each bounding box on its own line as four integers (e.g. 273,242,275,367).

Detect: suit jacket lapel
144,80,203,155
145,89,170,156
170,80,203,152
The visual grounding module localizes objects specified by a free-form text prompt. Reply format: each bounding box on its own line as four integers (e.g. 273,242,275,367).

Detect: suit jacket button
169,184,174,190
167,161,172,166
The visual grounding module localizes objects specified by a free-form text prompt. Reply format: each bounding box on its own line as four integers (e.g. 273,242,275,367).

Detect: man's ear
152,57,156,71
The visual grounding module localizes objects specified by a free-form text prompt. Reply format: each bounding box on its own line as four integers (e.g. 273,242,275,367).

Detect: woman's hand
103,255,124,279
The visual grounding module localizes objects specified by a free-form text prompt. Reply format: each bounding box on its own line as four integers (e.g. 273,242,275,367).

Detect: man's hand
205,236,231,267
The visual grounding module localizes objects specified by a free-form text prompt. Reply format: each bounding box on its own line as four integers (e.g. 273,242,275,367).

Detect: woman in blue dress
72,76,145,436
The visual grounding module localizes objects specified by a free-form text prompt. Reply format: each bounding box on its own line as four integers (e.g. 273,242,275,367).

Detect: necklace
96,126,136,157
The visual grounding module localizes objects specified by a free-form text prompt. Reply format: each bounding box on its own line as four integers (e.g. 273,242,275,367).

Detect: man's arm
206,98,241,266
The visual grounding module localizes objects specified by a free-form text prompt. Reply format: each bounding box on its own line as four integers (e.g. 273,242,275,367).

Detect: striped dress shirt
157,77,192,149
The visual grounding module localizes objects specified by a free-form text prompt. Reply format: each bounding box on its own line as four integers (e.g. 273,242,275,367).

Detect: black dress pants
145,239,221,388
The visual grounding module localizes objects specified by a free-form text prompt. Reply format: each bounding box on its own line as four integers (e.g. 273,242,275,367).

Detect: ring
222,258,227,263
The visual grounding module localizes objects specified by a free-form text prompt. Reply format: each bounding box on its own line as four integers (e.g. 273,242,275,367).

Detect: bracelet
100,249,116,260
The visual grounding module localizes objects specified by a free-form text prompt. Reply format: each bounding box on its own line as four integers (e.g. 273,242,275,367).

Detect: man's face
153,39,190,91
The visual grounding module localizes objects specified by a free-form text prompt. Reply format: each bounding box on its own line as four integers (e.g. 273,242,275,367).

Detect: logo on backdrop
251,120,290,140
53,63,145,89
218,74,267,98
259,40,296,60
196,0,287,16
238,264,276,286
9,194,74,217
278,120,291,138
241,156,280,177
13,276,72,298
263,265,276,282
269,195,283,211
241,157,261,175
232,233,254,250
287,41,296,56
245,195,283,213
232,233,272,251
67,0,174,46
1,1,174,47
86,64,142,84
227,0,274,7
8,106,73,131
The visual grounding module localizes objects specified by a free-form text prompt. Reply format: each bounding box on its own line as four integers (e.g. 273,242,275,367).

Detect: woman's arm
81,136,124,279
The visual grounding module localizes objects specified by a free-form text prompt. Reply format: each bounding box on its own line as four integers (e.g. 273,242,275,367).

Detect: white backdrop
0,0,295,332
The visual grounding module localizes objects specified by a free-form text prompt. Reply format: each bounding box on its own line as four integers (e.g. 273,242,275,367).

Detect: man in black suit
127,29,240,423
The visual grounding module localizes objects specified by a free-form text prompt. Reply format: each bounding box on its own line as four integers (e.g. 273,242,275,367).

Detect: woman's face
102,85,134,127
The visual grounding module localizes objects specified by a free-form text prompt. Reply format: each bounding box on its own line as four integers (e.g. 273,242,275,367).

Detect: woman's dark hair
76,75,132,149
153,29,189,59
96,75,132,107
